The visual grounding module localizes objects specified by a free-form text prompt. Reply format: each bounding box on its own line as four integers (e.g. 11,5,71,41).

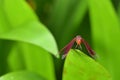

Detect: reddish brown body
60,35,96,59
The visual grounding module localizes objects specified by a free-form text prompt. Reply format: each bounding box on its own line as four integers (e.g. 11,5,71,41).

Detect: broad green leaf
8,43,56,80
62,50,112,80
0,71,45,80
88,0,120,79
0,0,58,56
0,21,58,56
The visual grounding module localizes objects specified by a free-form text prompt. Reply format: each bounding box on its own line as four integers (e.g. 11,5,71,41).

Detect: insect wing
59,38,76,59
82,38,96,58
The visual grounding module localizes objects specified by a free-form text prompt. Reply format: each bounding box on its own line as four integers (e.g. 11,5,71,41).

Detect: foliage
0,0,120,80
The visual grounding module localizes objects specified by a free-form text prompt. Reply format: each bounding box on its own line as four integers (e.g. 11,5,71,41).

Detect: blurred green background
0,0,120,80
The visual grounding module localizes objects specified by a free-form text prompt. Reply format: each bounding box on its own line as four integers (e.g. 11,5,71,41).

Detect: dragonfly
59,35,96,59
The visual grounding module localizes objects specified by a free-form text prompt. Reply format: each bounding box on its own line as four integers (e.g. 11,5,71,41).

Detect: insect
59,35,96,59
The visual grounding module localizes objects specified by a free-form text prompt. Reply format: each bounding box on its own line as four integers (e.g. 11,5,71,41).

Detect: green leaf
8,43,56,80
59,0,87,46
0,40,14,75
0,21,58,56
49,0,87,48
88,0,120,79
0,0,57,78
0,71,45,80
0,0,58,56
62,50,112,80
118,2,120,20
7,43,26,71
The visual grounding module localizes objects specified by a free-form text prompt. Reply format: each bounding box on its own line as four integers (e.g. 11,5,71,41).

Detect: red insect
60,35,96,59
